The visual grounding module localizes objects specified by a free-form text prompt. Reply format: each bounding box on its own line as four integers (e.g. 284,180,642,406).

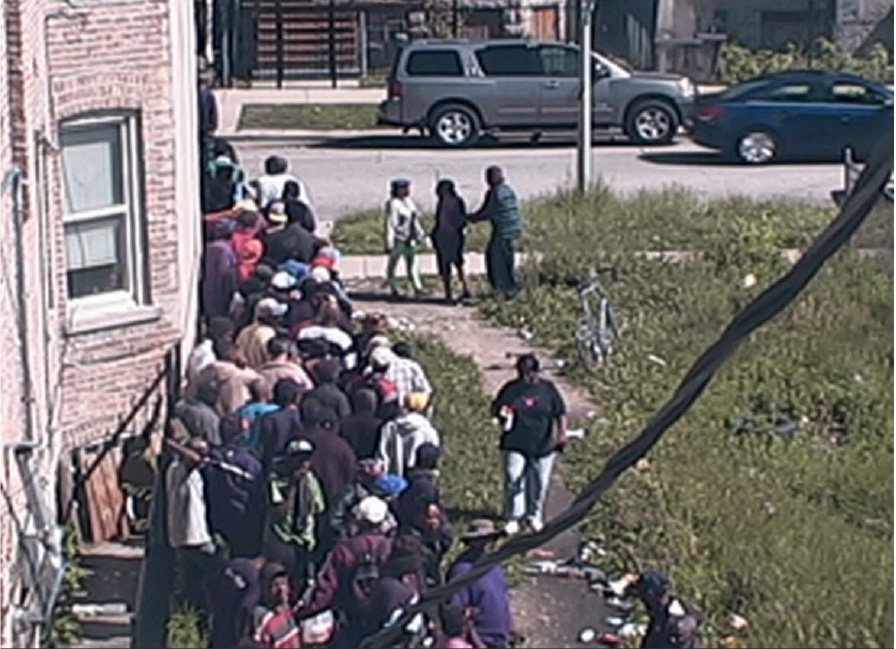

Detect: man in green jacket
470,166,523,298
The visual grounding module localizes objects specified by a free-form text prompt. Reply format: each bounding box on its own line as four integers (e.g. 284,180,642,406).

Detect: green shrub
167,605,207,649
479,186,893,648
718,38,894,85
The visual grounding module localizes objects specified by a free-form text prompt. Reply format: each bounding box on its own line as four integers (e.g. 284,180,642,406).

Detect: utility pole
576,1,595,193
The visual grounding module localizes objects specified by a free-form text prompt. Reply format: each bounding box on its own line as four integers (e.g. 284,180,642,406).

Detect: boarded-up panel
532,6,559,40
80,446,129,543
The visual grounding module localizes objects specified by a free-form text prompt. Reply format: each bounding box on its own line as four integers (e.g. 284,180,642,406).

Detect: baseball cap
370,346,395,370
354,495,389,525
267,201,287,224
270,271,298,290
255,297,288,319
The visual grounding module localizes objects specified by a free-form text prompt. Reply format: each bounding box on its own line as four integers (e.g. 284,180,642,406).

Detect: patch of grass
167,605,207,649
478,186,893,648
238,103,380,131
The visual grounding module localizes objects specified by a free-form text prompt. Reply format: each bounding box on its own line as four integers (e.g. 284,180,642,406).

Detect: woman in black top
492,354,567,535
431,179,471,303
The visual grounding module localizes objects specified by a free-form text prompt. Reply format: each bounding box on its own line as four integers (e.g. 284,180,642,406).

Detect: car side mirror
593,65,611,81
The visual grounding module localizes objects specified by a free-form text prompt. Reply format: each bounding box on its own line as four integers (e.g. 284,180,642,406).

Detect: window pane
61,124,124,213
540,46,578,77
406,51,463,77
761,84,814,102
476,46,540,76
65,216,128,298
830,83,884,105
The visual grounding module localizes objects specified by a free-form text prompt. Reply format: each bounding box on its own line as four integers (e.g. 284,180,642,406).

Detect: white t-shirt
166,460,212,549
255,173,313,209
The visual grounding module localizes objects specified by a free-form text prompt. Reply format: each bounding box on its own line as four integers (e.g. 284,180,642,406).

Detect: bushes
479,187,893,647
718,38,894,85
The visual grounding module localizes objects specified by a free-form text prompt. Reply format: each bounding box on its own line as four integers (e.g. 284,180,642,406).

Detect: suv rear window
476,45,540,76
405,50,463,77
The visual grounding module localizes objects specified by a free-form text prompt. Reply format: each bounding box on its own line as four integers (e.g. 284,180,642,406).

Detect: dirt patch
351,293,611,648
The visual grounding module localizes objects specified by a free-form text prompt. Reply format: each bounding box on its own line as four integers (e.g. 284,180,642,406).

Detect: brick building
0,1,200,646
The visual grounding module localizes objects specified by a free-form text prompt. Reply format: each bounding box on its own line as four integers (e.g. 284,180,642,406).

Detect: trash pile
523,542,648,647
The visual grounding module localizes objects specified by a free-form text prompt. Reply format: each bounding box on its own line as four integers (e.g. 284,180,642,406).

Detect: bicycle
566,268,621,373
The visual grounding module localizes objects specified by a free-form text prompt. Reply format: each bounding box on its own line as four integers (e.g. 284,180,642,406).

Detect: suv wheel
625,99,678,145
431,104,479,147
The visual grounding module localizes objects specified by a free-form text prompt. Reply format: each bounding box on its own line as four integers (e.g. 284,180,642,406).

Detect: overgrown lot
478,187,893,647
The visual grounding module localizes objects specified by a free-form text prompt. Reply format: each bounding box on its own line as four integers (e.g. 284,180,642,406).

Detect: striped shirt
253,604,302,648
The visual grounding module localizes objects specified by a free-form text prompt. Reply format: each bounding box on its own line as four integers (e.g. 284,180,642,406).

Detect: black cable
359,128,894,648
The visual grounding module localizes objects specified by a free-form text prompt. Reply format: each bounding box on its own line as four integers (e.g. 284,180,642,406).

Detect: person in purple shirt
448,519,514,649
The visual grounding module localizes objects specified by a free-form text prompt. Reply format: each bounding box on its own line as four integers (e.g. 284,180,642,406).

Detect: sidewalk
214,84,728,136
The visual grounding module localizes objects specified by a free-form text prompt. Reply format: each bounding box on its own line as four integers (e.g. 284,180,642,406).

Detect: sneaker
504,520,520,536
528,519,544,533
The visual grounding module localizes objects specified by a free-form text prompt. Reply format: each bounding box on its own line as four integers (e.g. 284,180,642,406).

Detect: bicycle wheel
576,323,603,373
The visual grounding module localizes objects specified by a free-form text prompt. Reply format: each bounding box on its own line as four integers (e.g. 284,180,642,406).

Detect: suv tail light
697,104,725,121
388,80,403,99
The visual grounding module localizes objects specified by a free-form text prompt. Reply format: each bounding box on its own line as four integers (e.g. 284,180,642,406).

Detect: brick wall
0,0,199,642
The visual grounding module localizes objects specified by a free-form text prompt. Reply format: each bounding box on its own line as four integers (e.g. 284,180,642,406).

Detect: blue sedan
690,71,893,164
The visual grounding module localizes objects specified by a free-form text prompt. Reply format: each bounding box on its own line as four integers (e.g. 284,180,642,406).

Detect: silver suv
378,39,697,147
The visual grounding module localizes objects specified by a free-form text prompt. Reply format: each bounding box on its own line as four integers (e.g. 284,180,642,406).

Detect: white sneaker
504,520,520,535
529,519,544,532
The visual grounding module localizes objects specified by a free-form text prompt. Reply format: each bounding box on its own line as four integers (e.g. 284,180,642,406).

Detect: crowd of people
173,133,702,649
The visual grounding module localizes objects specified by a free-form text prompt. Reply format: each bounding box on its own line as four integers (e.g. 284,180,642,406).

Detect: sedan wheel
737,131,777,164
432,106,478,147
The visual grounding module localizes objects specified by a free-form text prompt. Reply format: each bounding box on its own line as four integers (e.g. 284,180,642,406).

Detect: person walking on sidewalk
432,179,471,303
384,178,426,298
469,166,523,299
492,354,567,535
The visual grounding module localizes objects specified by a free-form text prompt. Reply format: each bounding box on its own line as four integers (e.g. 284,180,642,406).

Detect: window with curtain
60,114,144,303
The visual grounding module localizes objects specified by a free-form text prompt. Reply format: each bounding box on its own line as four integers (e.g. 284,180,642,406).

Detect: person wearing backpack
384,178,426,298
297,496,393,647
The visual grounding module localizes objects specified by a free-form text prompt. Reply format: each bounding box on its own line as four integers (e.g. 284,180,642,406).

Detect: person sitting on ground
339,389,383,460
237,297,288,369
174,379,223,446
258,336,314,393
297,300,356,370
492,353,567,535
298,398,357,508
265,439,326,594
384,178,426,298
627,571,703,649
435,603,480,649
282,179,317,234
448,520,514,649
190,339,262,417
235,378,280,454
252,562,302,648
255,155,312,211
304,358,352,420
297,496,393,642
377,392,440,478
258,379,304,471
432,178,471,303
262,201,319,266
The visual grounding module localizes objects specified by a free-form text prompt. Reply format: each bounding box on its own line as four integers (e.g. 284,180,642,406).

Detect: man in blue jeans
492,354,567,535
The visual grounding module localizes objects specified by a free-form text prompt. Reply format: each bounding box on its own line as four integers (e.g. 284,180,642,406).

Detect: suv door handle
544,80,560,89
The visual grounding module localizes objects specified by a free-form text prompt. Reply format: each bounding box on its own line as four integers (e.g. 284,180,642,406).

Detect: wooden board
79,445,129,543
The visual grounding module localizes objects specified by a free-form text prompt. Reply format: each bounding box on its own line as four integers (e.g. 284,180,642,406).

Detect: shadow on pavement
311,133,637,151
641,150,842,167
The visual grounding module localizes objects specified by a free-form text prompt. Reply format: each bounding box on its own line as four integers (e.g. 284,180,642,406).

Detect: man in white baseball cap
235,297,287,369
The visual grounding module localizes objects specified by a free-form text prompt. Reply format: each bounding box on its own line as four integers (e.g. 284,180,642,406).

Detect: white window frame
59,113,147,312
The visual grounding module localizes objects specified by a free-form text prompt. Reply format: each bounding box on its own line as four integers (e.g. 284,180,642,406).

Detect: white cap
255,297,287,319
310,266,331,283
354,495,388,525
370,346,395,369
271,271,298,290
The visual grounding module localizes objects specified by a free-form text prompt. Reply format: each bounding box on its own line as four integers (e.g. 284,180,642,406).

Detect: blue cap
372,474,408,498
277,260,310,279
391,178,411,189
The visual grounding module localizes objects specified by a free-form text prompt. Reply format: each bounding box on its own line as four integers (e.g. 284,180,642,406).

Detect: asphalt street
234,133,842,221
